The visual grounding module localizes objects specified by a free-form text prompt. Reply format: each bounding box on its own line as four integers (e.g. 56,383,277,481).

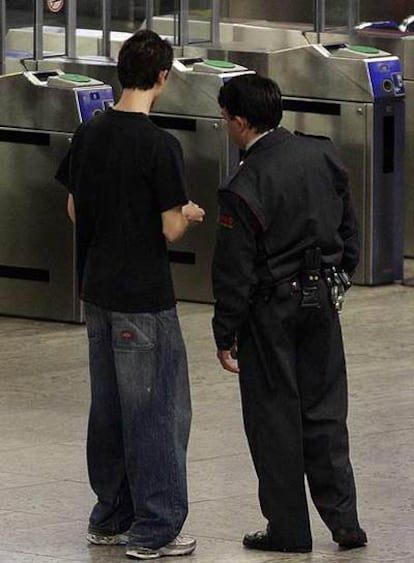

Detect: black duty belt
256,266,352,312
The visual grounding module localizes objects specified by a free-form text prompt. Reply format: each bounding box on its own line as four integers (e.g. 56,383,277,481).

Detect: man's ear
158,69,169,86
234,115,249,131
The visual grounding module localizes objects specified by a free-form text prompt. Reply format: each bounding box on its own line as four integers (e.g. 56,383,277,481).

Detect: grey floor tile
0,520,124,561
0,411,86,451
184,495,263,542
0,551,80,563
352,433,414,483
170,538,313,563
188,453,258,502
0,473,59,491
0,509,68,533
0,481,93,519
0,444,88,481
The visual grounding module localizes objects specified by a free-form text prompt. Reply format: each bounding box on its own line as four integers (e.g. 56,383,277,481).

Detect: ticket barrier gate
0,71,114,321
152,58,254,302
198,42,405,285
350,29,414,258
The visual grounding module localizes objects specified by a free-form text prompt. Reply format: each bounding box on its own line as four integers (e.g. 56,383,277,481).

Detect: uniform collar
241,127,292,163
245,129,274,152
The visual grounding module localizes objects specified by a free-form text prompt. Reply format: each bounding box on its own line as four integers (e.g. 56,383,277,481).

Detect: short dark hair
218,74,283,132
117,29,173,90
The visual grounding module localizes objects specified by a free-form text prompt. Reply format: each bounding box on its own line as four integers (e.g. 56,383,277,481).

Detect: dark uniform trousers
237,279,360,549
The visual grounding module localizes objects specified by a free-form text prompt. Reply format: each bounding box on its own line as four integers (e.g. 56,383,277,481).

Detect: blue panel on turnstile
367,59,405,98
76,87,114,122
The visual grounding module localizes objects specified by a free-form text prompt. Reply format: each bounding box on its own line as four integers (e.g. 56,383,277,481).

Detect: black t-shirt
56,108,188,312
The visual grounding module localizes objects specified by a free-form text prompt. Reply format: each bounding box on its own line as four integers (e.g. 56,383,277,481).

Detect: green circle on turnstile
204,60,236,69
347,45,380,54
60,73,92,83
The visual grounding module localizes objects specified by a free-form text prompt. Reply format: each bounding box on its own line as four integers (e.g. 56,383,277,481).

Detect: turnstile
199,41,405,285
0,71,113,321
350,30,414,258
152,58,254,302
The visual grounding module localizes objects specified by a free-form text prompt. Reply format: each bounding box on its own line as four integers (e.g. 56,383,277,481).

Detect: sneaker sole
126,550,161,560
87,533,128,545
126,544,196,559
159,544,196,556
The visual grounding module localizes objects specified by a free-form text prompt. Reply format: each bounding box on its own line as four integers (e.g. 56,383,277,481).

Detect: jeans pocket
112,313,156,351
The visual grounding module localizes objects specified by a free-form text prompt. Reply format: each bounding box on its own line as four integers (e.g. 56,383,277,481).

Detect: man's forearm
162,202,205,242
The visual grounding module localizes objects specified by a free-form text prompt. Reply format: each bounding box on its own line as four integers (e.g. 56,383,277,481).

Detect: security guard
212,74,367,553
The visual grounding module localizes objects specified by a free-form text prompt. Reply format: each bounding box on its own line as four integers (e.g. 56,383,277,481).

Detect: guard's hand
182,201,205,223
217,349,239,374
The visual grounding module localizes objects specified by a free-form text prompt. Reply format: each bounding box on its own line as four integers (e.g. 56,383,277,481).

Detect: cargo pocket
112,314,156,351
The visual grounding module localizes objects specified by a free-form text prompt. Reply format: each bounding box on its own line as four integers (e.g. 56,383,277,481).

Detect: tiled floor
0,272,413,562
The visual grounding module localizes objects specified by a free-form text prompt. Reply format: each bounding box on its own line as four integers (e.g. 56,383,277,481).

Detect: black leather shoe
333,528,368,549
243,530,312,553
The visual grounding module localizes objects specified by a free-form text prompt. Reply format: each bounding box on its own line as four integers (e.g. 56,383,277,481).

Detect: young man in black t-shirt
56,29,204,560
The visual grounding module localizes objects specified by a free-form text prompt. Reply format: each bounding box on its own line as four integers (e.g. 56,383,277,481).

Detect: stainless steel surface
0,131,79,322
30,56,121,99
152,59,252,301
0,0,5,75
271,44,378,102
0,72,87,132
34,0,43,61
281,98,404,285
66,0,77,58
314,0,326,39
403,37,414,80
155,115,236,302
349,31,414,257
348,0,360,31
153,63,236,118
204,43,397,103
212,0,221,44
146,0,154,30
404,80,414,256
0,71,113,321
349,31,414,80
300,29,414,258
179,0,190,45
232,22,310,50
102,0,111,57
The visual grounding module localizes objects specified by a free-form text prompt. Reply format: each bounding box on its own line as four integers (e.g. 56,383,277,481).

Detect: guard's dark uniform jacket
212,127,363,551
212,126,359,350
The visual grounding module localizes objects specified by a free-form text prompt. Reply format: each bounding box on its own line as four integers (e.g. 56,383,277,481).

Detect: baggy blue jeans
83,302,191,549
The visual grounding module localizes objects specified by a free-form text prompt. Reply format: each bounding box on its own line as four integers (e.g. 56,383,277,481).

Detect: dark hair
218,74,283,132
117,29,173,90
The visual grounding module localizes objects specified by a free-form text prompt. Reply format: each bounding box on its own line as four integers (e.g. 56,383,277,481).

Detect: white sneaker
126,535,196,559
87,531,129,545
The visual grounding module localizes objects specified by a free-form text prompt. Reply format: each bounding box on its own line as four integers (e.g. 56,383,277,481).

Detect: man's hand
217,349,239,374
162,201,205,242
182,201,205,223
